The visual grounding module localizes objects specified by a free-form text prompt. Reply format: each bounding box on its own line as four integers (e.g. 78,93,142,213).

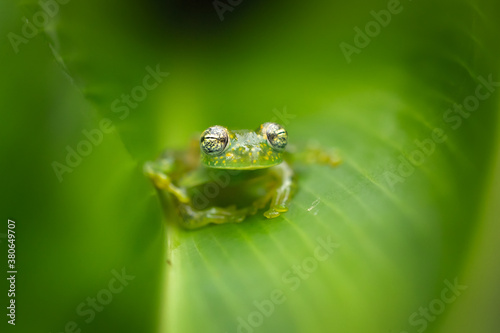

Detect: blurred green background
1,0,500,332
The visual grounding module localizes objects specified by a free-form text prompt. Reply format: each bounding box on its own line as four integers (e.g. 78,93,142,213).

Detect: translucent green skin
201,129,284,170
145,125,339,228
144,124,344,228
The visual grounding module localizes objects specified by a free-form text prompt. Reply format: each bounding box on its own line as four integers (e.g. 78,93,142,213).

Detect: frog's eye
262,122,288,151
200,125,229,156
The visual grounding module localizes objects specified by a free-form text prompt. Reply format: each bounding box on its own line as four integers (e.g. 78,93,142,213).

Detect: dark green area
1,0,499,332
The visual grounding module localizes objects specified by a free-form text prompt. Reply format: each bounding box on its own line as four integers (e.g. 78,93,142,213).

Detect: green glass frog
144,122,339,229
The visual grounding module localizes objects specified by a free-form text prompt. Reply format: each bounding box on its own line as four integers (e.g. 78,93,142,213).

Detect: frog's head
200,123,288,169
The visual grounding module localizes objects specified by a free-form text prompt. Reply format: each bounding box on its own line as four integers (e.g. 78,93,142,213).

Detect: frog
144,122,340,229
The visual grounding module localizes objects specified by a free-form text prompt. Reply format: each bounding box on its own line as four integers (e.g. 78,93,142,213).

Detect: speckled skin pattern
200,127,284,169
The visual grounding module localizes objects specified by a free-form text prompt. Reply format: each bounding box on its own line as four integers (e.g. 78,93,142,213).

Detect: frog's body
145,122,338,229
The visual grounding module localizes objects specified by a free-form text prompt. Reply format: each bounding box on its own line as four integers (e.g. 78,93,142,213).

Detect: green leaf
6,0,500,332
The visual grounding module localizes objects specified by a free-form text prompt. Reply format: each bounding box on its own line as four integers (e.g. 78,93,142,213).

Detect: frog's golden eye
263,122,288,151
200,125,229,156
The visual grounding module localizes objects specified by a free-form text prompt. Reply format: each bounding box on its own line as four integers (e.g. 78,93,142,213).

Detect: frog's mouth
202,163,278,170
200,155,282,170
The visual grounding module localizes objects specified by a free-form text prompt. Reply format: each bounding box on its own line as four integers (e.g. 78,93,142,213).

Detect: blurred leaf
9,0,500,332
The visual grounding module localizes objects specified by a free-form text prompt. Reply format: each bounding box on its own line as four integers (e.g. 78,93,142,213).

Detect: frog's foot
264,161,294,219
178,191,280,228
264,204,288,219
144,161,190,203
295,142,341,167
178,204,248,229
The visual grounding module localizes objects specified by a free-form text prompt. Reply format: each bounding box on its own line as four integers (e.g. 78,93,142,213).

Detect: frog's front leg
144,159,250,229
143,159,191,204
289,142,341,167
264,161,295,218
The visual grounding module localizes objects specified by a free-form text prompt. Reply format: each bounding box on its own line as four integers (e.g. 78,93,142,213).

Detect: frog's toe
263,209,281,219
274,205,288,212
